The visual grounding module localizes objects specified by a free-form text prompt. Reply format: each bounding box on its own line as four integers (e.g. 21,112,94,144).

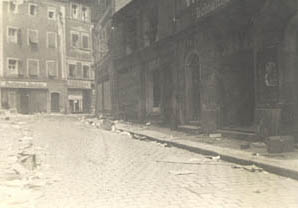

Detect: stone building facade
109,0,298,138
0,0,95,114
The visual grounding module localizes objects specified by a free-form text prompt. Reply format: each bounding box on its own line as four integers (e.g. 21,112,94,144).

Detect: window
48,7,56,20
7,27,18,43
47,32,57,48
7,58,18,75
29,4,37,16
9,2,18,13
69,64,76,78
47,61,57,78
71,32,80,48
28,29,38,45
71,4,79,19
82,34,89,49
83,65,89,78
27,59,39,77
82,6,89,22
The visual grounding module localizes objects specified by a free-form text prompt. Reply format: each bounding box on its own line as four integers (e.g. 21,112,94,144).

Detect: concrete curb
117,127,298,181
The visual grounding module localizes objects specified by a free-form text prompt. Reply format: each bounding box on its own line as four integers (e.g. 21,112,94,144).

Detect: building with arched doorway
110,0,298,139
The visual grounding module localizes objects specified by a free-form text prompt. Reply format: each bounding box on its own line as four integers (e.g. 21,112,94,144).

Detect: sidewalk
115,122,298,180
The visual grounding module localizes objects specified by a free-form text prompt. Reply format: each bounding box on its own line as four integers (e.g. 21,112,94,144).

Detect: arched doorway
185,53,201,122
51,93,60,113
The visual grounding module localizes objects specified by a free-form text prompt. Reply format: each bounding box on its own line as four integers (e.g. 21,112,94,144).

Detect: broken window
69,64,76,78
71,32,80,48
28,59,39,77
8,27,18,43
7,59,18,75
47,61,57,77
82,34,89,49
47,32,57,48
29,4,37,16
82,6,89,22
72,4,79,19
48,7,56,20
83,65,89,78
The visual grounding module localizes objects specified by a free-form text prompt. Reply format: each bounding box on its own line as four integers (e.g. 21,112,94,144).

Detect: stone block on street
266,136,295,153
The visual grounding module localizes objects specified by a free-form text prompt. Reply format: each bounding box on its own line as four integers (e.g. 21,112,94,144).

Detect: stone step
218,129,258,141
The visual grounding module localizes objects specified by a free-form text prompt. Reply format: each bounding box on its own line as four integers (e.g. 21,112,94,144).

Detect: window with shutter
69,64,76,78
28,29,38,45
83,65,89,78
28,59,39,77
47,61,57,77
77,62,83,78
18,60,25,76
71,32,80,48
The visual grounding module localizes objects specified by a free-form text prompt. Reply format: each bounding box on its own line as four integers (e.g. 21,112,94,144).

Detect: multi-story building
93,0,132,115
0,0,94,114
111,0,298,139
65,0,95,114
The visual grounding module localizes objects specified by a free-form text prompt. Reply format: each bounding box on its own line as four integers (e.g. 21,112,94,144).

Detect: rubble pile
0,116,55,207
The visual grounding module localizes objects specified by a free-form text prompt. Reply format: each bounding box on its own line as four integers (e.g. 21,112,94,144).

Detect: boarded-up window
82,34,89,49
28,30,38,44
28,59,39,76
47,32,56,48
47,61,57,77
7,59,18,75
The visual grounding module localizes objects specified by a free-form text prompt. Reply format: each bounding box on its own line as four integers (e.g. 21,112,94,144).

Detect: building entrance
220,50,255,130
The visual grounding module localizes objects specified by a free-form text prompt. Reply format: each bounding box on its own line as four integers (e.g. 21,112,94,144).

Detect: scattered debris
251,142,266,148
119,131,132,138
252,153,260,157
240,143,250,150
232,164,263,173
209,133,222,138
169,170,197,176
206,155,221,161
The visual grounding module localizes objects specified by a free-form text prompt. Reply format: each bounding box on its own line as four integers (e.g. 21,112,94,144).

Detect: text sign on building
67,80,92,89
0,81,47,88
196,0,231,19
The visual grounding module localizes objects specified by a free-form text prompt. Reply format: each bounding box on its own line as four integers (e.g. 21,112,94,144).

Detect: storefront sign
195,0,231,19
0,81,47,88
67,80,92,89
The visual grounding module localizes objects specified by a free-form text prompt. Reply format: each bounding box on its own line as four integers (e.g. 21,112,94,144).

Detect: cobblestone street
2,115,298,208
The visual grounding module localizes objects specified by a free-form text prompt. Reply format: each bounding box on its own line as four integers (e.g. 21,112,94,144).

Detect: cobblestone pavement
23,116,298,208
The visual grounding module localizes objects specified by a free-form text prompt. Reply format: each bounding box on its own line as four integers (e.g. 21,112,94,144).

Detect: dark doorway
221,50,255,129
20,91,29,114
51,93,60,112
185,53,201,122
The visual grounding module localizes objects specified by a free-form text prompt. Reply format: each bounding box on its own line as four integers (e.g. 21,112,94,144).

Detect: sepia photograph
0,0,298,207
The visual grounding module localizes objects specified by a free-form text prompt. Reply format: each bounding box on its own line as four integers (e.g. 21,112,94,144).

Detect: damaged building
104,0,298,138
0,0,95,114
